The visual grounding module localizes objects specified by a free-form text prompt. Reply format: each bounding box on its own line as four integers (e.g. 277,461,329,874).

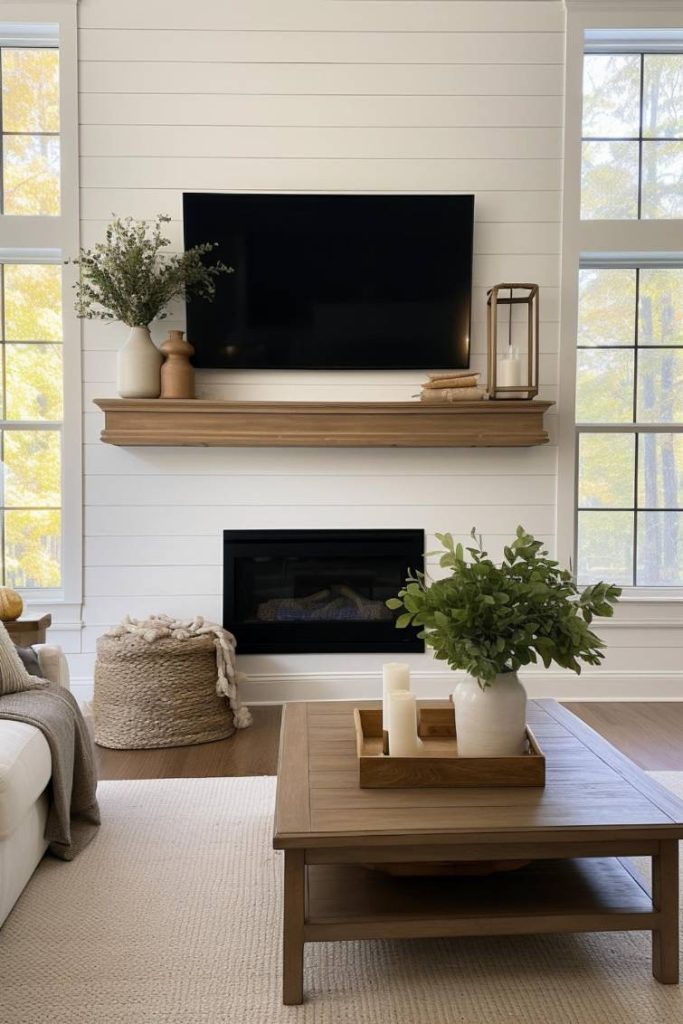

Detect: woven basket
94,633,236,749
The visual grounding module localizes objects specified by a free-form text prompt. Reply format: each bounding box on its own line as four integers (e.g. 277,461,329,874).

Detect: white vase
452,672,527,757
117,325,162,398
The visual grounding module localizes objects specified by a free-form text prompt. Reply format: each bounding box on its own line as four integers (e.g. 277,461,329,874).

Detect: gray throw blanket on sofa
0,683,100,860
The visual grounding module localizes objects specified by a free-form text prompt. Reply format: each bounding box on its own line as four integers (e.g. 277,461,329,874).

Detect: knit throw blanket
0,683,100,860
106,615,252,729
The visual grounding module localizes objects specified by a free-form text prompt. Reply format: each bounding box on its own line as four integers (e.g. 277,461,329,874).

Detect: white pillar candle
498,348,522,388
387,689,420,757
382,662,410,729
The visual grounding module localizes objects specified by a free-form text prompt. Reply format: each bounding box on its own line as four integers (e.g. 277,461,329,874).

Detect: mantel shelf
93,398,554,448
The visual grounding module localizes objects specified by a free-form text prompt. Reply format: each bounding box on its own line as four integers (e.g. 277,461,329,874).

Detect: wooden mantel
93,398,553,447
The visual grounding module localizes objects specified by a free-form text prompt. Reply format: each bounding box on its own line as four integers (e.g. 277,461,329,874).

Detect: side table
4,614,52,646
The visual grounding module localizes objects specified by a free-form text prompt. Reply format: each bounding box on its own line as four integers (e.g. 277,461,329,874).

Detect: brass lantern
486,283,539,400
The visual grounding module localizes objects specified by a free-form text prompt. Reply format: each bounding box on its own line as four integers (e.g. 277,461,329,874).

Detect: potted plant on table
387,527,621,757
70,215,230,398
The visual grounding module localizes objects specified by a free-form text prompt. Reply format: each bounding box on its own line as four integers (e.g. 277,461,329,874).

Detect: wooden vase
160,330,195,399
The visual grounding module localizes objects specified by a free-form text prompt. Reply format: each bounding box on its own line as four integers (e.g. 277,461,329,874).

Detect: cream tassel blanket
106,614,252,729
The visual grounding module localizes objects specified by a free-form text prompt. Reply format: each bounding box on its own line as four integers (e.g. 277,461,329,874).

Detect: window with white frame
1,44,60,215
582,51,683,219
0,25,63,590
575,41,683,588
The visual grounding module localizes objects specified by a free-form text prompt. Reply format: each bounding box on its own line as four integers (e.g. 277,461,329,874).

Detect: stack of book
418,370,485,403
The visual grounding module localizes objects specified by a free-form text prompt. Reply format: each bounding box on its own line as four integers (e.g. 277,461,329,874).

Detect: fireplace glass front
223,529,424,654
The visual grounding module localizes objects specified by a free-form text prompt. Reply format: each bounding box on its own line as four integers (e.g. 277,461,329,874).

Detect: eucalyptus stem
68,214,231,327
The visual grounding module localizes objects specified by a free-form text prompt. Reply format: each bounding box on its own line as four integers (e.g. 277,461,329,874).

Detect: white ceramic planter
117,325,162,398
452,672,527,757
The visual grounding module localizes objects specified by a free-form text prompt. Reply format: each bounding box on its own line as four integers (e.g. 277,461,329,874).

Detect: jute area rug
1,774,682,1024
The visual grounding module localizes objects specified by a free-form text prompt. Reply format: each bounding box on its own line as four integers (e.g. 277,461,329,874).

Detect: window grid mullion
633,433,639,586
637,53,644,219
582,136,683,142
0,48,3,218
633,269,640,423
2,132,59,138
632,264,640,585
0,264,5,437
0,410,3,587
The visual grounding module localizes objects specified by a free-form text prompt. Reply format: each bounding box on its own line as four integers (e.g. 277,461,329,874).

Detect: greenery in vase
387,527,621,687
69,215,231,327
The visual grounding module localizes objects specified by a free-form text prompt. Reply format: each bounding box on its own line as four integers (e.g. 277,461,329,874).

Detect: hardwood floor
563,701,683,771
95,701,683,780
95,705,282,780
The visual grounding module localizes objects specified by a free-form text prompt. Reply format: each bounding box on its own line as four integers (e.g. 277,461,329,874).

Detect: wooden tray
354,706,545,789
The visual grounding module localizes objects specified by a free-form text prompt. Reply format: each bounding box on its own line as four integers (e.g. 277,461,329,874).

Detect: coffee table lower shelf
282,849,679,1003
306,856,653,939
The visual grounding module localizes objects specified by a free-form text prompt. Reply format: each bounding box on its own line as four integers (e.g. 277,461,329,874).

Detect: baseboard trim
70,669,683,706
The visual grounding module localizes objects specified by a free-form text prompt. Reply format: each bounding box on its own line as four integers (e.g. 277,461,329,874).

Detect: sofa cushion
0,721,51,839
34,645,70,689
14,645,42,678
0,622,44,696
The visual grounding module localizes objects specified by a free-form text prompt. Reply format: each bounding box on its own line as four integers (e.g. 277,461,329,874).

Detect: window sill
617,590,683,602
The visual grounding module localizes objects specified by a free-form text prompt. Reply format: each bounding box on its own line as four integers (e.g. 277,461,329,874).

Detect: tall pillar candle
382,662,410,730
387,690,420,757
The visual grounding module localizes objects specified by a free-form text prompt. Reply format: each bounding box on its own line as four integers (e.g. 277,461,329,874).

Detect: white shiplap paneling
79,93,564,129
80,125,563,160
78,29,565,65
78,61,563,98
76,0,627,701
77,1,565,34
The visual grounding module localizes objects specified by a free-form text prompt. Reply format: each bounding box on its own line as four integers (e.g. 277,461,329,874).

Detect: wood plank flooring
564,702,683,772
95,704,282,780
95,702,683,781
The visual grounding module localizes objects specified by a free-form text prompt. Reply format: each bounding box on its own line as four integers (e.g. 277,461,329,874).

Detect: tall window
1,46,59,215
0,28,63,590
575,44,683,588
582,53,683,219
0,261,62,587
576,264,682,586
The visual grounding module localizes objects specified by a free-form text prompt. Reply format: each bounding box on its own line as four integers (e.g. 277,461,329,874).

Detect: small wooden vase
160,330,195,399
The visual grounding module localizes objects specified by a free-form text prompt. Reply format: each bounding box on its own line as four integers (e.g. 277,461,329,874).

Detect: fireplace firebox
223,529,424,654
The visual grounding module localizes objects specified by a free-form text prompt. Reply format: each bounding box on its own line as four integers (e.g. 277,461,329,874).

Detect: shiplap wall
69,0,680,702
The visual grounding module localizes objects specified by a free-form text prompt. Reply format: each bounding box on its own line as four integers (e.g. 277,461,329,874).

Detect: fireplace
223,529,424,654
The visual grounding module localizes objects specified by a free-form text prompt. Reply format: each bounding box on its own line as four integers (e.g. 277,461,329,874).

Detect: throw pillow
14,644,42,678
0,621,45,695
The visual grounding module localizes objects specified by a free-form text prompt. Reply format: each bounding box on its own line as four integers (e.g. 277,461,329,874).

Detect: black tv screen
183,193,474,371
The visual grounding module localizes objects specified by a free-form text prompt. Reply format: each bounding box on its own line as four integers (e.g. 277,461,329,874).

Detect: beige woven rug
1,774,682,1024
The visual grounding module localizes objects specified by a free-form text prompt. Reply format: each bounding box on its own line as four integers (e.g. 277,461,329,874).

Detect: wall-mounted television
183,193,474,371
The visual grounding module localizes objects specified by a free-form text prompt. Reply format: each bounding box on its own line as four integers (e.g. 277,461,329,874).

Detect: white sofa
0,645,71,927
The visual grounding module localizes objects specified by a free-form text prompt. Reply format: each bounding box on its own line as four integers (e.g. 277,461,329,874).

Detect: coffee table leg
652,840,679,984
283,849,305,1004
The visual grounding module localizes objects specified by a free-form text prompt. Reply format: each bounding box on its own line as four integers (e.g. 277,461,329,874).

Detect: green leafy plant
387,527,621,687
69,215,231,327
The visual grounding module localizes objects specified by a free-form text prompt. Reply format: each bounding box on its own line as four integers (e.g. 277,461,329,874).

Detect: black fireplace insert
223,529,425,654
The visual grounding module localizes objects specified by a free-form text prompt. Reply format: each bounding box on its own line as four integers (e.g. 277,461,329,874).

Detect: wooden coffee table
273,698,683,1004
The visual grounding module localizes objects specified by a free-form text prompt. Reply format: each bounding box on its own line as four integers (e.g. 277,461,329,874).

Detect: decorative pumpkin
0,588,23,622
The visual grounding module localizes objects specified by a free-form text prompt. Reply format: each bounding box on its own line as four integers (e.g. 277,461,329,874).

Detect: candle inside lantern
387,689,420,757
498,347,522,388
382,662,410,730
